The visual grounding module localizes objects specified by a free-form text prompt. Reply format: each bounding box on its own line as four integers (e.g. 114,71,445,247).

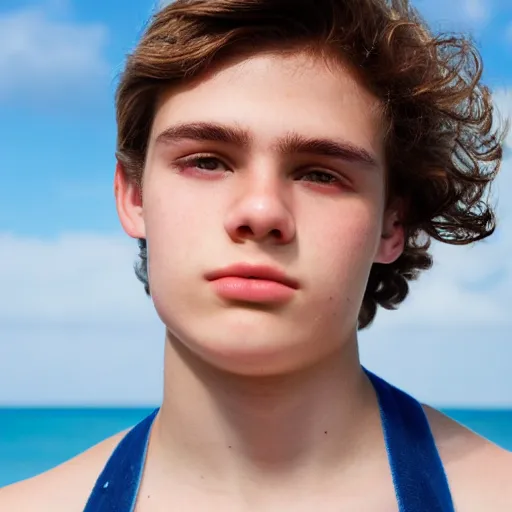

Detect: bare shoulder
0,430,127,512
424,405,512,512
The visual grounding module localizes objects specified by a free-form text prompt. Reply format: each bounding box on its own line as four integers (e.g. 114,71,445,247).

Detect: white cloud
414,0,492,31
0,232,155,326
0,7,109,102
0,323,164,406
158,0,173,8
0,232,164,406
506,22,512,43
44,0,72,13
494,88,512,148
359,326,512,407
462,0,490,23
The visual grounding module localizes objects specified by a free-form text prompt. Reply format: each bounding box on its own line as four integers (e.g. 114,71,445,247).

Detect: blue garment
83,369,455,511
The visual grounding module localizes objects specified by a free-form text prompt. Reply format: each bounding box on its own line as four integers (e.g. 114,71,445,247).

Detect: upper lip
205,263,300,289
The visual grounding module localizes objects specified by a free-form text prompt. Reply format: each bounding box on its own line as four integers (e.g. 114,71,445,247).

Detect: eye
298,170,341,186
175,155,229,173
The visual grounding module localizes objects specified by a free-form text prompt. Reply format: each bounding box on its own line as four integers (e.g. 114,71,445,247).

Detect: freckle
228,445,232,449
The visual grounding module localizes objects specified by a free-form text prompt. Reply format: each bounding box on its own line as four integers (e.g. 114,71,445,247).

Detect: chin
165,311,335,377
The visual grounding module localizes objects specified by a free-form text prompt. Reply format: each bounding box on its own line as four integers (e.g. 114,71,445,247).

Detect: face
116,51,403,376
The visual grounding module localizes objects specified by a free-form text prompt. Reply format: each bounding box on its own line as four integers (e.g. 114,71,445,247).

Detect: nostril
269,228,282,239
237,225,253,237
233,225,284,241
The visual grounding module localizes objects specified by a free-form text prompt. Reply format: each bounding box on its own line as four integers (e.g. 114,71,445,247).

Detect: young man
1,0,510,510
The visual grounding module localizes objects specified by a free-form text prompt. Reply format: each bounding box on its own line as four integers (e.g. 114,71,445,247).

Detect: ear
374,203,405,265
114,161,146,239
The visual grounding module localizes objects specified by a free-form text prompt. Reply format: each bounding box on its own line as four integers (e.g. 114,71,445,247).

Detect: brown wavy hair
115,0,506,329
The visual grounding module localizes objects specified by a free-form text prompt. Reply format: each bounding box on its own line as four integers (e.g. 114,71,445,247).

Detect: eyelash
173,154,347,187
173,154,228,176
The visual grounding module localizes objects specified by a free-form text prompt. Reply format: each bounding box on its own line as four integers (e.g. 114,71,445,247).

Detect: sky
1,0,511,407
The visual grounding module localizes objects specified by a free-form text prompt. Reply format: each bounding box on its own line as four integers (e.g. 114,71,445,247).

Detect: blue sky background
1,0,511,406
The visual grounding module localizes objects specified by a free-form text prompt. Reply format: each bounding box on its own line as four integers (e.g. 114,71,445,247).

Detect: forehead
151,51,385,160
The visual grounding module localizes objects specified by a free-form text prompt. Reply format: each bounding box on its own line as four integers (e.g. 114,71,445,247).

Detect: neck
150,331,381,492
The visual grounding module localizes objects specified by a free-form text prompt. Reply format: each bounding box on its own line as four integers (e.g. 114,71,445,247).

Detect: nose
224,176,296,244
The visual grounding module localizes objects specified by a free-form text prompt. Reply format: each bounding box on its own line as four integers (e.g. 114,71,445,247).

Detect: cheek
145,171,220,237
300,198,381,316
305,199,381,268
143,182,216,284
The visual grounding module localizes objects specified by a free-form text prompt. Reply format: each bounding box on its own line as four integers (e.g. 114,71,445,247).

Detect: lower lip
209,277,296,303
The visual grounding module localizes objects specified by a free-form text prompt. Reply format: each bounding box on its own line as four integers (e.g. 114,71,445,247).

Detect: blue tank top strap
364,368,455,512
83,408,159,512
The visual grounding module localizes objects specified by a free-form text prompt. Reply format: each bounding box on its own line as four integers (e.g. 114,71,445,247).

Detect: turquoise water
1,408,511,487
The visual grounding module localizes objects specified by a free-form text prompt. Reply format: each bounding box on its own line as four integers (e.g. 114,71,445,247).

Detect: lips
205,263,299,289
205,263,299,304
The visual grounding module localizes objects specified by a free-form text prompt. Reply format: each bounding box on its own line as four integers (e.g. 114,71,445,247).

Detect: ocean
1,408,511,487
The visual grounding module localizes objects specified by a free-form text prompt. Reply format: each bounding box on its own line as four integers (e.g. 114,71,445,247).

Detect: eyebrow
154,122,379,168
155,122,250,148
274,132,379,168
